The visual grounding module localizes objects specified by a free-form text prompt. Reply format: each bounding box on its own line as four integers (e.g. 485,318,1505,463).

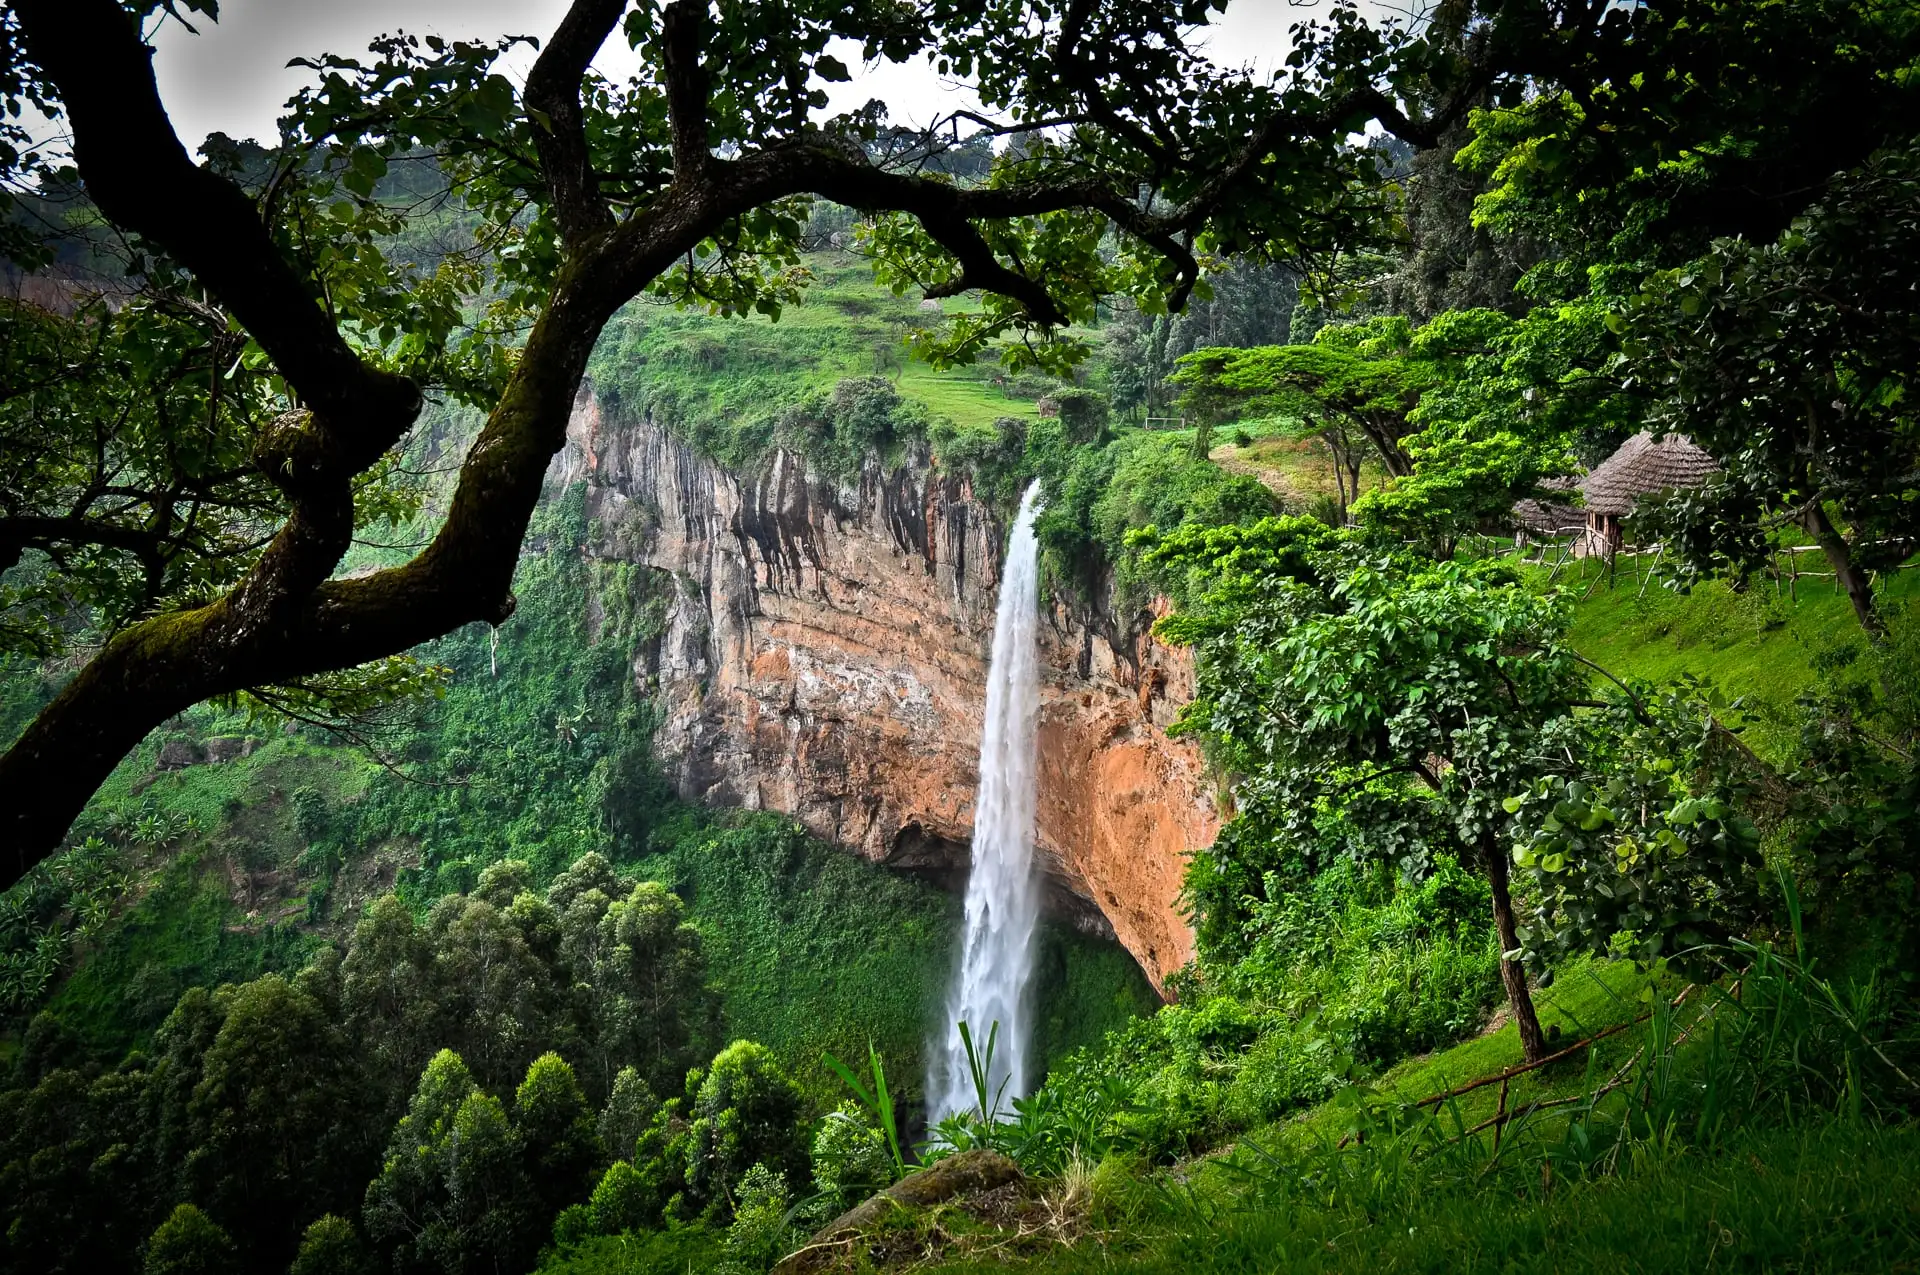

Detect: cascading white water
930,479,1046,1121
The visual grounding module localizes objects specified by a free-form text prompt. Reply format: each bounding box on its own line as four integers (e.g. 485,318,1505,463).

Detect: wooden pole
1637,544,1665,599
1546,536,1574,585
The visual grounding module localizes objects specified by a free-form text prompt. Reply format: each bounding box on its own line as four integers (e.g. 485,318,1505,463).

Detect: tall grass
949,917,1918,1273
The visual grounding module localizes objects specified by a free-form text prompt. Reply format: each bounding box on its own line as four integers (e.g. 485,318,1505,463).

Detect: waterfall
931,479,1046,1122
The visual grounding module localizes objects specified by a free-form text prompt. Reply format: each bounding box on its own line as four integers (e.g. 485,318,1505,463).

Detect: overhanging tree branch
1,0,1517,885
524,0,624,245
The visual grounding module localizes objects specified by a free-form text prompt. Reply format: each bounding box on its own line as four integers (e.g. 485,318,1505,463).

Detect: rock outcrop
773,1149,1026,1275
549,383,1216,993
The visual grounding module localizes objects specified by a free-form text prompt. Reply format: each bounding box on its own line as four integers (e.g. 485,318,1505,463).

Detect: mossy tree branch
2,0,1522,880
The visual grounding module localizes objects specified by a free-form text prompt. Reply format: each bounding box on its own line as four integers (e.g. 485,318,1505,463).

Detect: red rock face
549,383,1216,995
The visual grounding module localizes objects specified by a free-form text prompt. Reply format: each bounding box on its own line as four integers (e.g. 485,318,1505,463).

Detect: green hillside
8,3,1919,1267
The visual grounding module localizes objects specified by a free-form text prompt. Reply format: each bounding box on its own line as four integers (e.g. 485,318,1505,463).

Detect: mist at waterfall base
929,480,1046,1121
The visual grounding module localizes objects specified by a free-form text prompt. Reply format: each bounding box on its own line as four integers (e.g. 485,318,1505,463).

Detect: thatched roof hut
1580,431,1718,516
1513,476,1584,536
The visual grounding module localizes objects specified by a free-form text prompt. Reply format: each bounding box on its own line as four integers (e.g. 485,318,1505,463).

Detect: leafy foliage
1620,147,1920,632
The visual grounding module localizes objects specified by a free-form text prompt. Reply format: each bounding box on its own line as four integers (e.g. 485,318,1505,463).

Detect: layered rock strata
548,383,1216,993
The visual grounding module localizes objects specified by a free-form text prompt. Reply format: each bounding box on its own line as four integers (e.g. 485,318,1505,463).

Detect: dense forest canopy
5,0,1920,1272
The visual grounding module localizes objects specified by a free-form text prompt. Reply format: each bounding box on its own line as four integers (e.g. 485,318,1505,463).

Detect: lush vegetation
0,459,1157,1272
7,0,1920,1272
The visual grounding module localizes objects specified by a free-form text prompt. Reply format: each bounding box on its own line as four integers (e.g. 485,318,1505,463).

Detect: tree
288,1216,372,1275
1176,303,1619,541
514,1053,602,1224
585,1160,652,1236
1443,2,1920,631
1173,319,1429,480
684,1040,807,1217
1142,519,1584,1061
588,881,712,1097
1619,149,1920,636
0,1060,158,1273
142,1203,237,1275
339,893,449,1119
182,974,360,1266
596,1066,662,1164
362,1049,536,1275
1456,0,1920,299
0,293,294,659
422,891,562,1094
1143,518,1776,1061
1,0,1610,875
1504,687,1765,978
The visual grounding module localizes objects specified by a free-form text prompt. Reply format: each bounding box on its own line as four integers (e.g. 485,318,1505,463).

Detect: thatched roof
1512,476,1583,534
1505,478,1582,537
1579,431,1717,516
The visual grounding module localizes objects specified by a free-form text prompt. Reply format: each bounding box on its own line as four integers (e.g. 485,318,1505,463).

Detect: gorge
547,381,1219,995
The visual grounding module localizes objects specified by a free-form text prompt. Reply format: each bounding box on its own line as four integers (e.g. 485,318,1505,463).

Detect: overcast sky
141,1,1368,150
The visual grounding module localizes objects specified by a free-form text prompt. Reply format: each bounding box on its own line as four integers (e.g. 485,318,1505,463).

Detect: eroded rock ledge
548,382,1216,993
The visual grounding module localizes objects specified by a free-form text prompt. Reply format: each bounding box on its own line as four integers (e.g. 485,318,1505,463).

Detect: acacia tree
0,0,1636,877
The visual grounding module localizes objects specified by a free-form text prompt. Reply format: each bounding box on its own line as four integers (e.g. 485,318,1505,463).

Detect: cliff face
549,384,1216,993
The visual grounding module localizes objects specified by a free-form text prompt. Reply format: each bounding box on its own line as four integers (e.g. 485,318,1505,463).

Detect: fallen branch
1413,984,1695,1111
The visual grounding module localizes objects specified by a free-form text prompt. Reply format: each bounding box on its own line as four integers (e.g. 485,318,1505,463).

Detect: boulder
202,736,259,763
155,739,204,770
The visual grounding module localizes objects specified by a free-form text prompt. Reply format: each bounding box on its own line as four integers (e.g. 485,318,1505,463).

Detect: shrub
809,1105,892,1214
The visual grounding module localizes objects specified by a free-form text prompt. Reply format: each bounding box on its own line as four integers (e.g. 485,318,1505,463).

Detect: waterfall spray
931,480,1046,1121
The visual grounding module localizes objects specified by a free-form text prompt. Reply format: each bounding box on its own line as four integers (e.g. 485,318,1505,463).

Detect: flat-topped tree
0,0,1585,878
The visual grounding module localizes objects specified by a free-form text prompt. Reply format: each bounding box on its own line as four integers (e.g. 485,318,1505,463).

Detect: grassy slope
943,954,1920,1273
588,253,1051,440
961,1121,1920,1274
939,562,1920,1273
1544,555,1919,759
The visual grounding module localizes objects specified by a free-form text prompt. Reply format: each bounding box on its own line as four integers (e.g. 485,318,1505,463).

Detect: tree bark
1349,412,1415,478
1800,501,1883,637
1483,836,1549,1064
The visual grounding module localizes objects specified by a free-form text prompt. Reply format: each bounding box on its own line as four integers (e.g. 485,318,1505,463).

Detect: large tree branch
16,0,423,687
0,513,170,564
0,177,732,883
916,211,1067,326
0,0,1454,883
524,0,624,245
661,0,712,179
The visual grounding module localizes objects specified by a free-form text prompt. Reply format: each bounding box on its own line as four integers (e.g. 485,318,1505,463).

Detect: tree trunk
1482,837,1548,1064
1350,412,1414,478
1800,502,1883,637
1322,428,1348,521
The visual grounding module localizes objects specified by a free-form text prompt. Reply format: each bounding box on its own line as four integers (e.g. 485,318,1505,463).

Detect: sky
138,0,1371,151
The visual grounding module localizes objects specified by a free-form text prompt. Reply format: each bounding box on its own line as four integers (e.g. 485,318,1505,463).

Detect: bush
1039,861,1502,1157
809,1105,892,1214
719,1164,792,1272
